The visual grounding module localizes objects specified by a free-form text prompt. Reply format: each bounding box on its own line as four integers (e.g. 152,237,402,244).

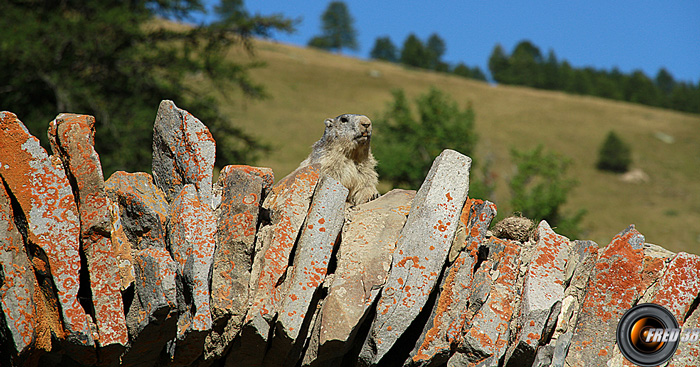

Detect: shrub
509,145,585,238
597,130,632,173
373,88,477,190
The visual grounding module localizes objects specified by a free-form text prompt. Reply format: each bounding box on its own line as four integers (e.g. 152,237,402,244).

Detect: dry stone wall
1,102,699,367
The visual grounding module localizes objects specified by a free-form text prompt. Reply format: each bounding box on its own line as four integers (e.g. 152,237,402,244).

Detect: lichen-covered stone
152,100,216,207
166,184,217,365
407,199,497,367
48,113,129,353
105,171,170,250
504,221,570,366
0,181,42,362
358,149,471,366
106,171,178,366
303,189,414,366
0,111,93,346
121,247,178,367
204,165,268,361
565,225,667,366
454,238,522,366
227,165,321,366
263,175,348,366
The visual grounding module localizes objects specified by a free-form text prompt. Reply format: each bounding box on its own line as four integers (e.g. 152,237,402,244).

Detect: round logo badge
617,303,679,366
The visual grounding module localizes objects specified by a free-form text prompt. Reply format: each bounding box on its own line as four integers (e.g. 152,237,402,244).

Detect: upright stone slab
105,171,178,366
565,225,663,366
358,149,471,366
204,165,269,361
105,171,170,250
504,221,570,366
453,238,522,366
167,184,217,365
226,165,321,366
304,189,415,366
121,247,178,367
263,176,348,366
408,199,497,367
0,112,93,346
0,182,41,361
152,100,216,207
48,113,129,354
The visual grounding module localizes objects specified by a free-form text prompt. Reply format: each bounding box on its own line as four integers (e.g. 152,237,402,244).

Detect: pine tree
370,36,398,62
596,131,632,173
0,0,294,175
309,1,358,52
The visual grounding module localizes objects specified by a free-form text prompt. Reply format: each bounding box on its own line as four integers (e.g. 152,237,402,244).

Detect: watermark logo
616,303,687,366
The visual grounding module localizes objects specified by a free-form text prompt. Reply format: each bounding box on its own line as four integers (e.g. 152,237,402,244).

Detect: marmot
299,114,380,206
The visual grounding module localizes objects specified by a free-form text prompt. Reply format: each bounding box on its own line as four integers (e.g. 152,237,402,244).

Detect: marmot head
323,114,372,148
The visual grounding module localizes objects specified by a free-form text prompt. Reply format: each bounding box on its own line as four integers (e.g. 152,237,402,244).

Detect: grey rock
48,113,129,354
0,111,94,347
457,238,521,365
358,149,472,365
565,225,665,367
204,166,268,361
0,182,40,360
263,175,348,366
121,247,178,367
166,184,217,365
227,165,322,367
152,100,216,207
305,189,415,366
105,171,170,250
407,199,497,367
504,221,570,366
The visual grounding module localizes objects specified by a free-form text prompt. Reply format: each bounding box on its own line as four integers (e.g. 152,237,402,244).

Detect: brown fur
298,114,379,205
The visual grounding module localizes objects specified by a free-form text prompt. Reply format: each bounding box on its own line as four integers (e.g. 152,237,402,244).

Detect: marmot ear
324,118,333,128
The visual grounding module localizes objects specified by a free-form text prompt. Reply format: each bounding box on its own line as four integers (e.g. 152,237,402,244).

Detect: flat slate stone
167,184,217,365
152,100,216,207
358,149,472,366
121,247,179,367
565,225,666,366
304,189,414,366
227,165,321,366
0,111,93,346
0,181,42,359
407,199,497,367
105,171,170,250
456,238,522,366
48,113,129,352
204,165,268,361
504,221,570,366
263,175,348,366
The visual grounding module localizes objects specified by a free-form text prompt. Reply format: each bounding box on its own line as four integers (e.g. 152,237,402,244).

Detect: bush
596,131,632,173
509,145,585,238
373,88,477,190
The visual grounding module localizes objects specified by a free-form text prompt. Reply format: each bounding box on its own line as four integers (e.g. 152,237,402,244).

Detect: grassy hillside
210,39,700,254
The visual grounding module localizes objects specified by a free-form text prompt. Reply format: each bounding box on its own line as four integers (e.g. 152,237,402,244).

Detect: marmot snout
299,114,380,206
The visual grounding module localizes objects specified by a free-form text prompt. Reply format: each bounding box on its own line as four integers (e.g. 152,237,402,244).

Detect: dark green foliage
308,1,357,52
487,39,700,114
509,145,584,239
0,0,294,176
370,36,398,62
400,34,429,69
596,131,632,173
373,88,477,190
453,63,487,81
425,33,447,71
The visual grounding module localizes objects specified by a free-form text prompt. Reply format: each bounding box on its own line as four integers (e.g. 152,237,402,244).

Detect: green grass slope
215,39,700,254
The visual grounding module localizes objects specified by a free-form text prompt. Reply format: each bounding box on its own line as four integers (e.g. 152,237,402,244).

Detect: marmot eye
340,116,348,123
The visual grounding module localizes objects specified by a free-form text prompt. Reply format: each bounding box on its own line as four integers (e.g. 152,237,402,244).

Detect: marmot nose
360,117,371,128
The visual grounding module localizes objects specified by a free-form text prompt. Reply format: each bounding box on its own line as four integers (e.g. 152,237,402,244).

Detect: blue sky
198,1,699,84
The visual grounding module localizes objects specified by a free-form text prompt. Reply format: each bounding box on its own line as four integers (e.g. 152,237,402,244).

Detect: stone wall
1,101,699,367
